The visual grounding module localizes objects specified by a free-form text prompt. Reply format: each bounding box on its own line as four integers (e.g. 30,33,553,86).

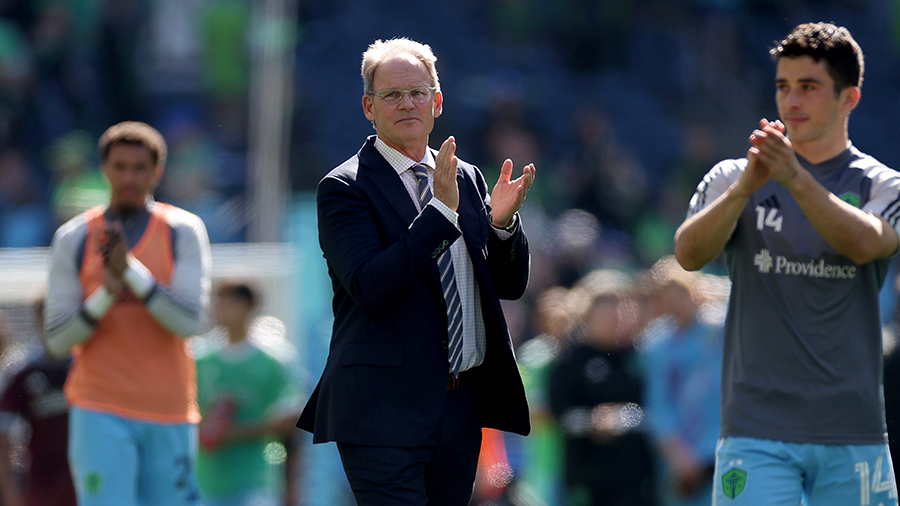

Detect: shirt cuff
428,200,460,229
123,258,156,300
490,213,518,239
83,286,115,321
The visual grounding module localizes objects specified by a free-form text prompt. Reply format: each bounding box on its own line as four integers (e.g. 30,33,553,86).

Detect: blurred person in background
675,22,900,505
43,121,211,506
0,148,53,248
297,37,536,505
47,131,109,227
0,297,75,506
195,281,304,506
549,269,657,506
638,257,723,506
514,285,579,505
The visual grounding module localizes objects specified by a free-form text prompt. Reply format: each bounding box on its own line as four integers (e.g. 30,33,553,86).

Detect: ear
363,94,375,123
100,161,110,182
842,86,861,114
433,90,443,119
152,164,165,191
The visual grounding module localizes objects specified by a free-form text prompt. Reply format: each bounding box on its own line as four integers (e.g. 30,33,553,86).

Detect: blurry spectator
634,123,722,266
97,0,149,122
551,209,603,288
0,148,53,247
195,281,304,506
200,0,251,152
515,285,580,505
557,106,649,235
29,1,100,142
549,269,657,506
47,130,108,225
548,0,635,72
0,18,35,150
156,110,243,243
0,297,76,506
638,257,723,506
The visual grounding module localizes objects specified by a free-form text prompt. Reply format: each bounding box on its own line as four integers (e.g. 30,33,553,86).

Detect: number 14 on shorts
856,456,897,505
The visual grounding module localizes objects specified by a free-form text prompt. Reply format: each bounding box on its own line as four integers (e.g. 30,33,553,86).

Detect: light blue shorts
714,436,898,506
68,406,201,506
202,490,279,506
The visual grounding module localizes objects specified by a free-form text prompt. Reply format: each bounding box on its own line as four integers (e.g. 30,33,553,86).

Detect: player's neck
225,325,249,344
791,125,851,165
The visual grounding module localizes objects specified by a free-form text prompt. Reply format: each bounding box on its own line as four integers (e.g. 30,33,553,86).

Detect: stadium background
3,0,900,504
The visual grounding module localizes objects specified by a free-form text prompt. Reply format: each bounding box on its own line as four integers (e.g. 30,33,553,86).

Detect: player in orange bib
44,121,212,506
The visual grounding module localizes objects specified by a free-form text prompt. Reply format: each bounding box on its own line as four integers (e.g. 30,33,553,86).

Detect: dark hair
770,22,864,95
216,281,258,307
98,121,168,167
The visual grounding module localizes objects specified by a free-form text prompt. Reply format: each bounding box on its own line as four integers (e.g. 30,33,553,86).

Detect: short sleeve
686,159,746,218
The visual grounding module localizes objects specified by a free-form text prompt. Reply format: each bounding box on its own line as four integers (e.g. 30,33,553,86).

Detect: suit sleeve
317,173,462,312
475,167,530,300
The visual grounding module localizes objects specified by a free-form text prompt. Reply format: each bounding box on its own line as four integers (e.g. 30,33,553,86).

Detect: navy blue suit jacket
297,136,531,447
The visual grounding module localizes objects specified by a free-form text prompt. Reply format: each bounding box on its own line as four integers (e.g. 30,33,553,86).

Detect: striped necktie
411,164,464,376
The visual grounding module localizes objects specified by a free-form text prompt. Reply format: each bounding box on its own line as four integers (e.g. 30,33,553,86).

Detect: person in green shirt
195,282,303,506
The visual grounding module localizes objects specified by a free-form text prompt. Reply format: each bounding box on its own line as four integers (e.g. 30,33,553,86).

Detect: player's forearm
144,289,204,337
124,257,205,338
44,285,115,358
787,171,899,264
674,186,748,271
45,315,94,358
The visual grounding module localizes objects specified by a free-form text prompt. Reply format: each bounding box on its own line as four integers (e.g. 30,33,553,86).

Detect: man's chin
110,199,146,213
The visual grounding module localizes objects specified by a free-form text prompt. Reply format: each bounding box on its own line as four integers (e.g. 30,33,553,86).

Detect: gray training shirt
687,145,900,445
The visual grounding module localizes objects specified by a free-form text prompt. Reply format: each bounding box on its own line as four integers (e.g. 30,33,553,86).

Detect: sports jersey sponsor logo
753,249,856,278
753,249,774,273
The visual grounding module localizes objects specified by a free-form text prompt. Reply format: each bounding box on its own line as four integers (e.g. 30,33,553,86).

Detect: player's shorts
202,490,280,506
714,436,898,506
68,406,201,506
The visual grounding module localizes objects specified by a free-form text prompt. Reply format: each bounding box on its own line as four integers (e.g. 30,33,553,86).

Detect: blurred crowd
3,0,900,259
463,256,728,506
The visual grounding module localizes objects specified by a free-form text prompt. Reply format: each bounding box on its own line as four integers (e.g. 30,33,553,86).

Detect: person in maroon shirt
0,298,75,506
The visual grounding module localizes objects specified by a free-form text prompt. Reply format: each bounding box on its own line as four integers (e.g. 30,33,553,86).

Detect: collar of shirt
373,136,436,174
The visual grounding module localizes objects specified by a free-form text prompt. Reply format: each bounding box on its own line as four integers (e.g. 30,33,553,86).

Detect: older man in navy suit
297,37,536,505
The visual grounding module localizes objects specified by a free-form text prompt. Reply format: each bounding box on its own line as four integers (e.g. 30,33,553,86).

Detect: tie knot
411,164,429,181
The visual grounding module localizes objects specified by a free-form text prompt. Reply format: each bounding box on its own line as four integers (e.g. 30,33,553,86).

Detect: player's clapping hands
100,221,129,293
748,118,805,187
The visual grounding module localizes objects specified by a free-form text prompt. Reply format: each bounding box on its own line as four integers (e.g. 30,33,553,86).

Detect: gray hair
361,38,440,95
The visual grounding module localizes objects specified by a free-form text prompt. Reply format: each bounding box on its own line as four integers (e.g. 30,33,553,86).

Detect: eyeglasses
368,86,436,105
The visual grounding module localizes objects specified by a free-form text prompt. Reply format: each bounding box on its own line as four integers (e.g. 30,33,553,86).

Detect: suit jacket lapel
358,137,419,226
360,138,443,285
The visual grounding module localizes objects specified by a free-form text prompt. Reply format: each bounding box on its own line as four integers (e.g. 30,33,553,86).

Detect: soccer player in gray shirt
675,22,900,506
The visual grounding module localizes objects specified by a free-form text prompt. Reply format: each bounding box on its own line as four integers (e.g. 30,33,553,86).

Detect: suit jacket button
441,340,449,349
